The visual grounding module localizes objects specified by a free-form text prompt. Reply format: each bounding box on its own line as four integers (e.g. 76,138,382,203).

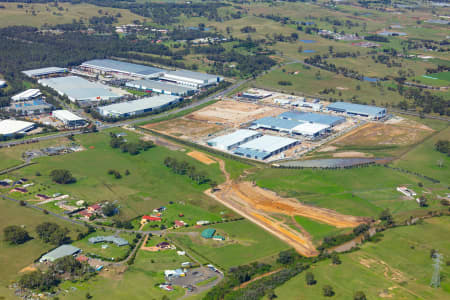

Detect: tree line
163,156,213,185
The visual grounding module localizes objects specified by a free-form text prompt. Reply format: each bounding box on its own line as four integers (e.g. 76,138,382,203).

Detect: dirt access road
204,155,366,257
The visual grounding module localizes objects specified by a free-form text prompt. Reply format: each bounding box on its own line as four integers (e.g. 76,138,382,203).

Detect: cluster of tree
318,232,357,250
50,169,76,184
240,26,256,33
3,225,31,245
19,256,93,291
107,169,123,179
112,219,133,229
36,222,70,245
379,209,394,226
109,133,155,155
435,140,449,155
364,35,389,43
278,80,292,86
305,54,366,81
399,86,448,116
164,156,211,185
102,202,118,217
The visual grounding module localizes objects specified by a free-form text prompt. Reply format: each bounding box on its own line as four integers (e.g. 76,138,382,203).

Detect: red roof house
76,255,89,262
87,204,102,213
174,220,187,228
142,215,162,222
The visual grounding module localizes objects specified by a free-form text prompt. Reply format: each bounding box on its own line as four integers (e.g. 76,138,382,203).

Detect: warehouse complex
233,135,300,160
279,111,345,127
52,110,86,127
327,102,386,119
81,59,164,79
161,70,223,88
22,67,68,78
207,129,262,150
38,76,121,104
125,79,197,97
97,95,181,118
0,119,35,136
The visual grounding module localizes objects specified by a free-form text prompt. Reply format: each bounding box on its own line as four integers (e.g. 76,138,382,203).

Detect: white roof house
39,245,81,262
0,119,35,136
11,89,42,102
0,80,6,87
207,129,262,151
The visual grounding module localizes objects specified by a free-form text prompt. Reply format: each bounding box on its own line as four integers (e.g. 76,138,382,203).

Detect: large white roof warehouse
11,89,42,102
81,59,164,78
233,135,300,160
38,76,120,103
161,70,223,88
207,129,262,151
125,79,197,97
22,67,68,78
97,95,181,118
0,119,35,136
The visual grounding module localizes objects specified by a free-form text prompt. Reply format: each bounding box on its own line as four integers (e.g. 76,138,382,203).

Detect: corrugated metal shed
81,59,164,77
39,245,81,262
280,111,345,126
207,129,261,150
98,95,180,117
327,102,386,118
237,135,299,153
252,117,301,130
22,67,68,78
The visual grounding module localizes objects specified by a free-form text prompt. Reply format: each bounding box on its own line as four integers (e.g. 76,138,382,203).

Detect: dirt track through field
205,157,366,257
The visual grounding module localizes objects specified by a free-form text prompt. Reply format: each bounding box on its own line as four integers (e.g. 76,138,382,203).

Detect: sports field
270,217,450,300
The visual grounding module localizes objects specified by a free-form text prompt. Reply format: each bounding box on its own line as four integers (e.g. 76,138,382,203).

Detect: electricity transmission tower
430,252,442,288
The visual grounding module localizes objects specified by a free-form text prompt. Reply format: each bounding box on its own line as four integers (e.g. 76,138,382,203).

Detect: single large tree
50,169,76,184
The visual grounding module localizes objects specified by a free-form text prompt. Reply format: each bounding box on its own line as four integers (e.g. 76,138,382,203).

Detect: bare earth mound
187,151,216,165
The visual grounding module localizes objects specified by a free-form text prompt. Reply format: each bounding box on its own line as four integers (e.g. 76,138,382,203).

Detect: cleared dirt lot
333,120,433,147
186,100,286,127
142,118,224,141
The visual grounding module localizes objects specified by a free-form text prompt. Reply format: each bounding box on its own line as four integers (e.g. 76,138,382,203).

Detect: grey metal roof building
97,95,181,118
88,236,129,247
125,79,197,97
327,102,386,120
251,117,301,131
207,129,262,151
233,135,300,160
81,59,164,78
39,245,81,262
22,67,68,78
38,76,121,103
161,70,223,88
279,111,345,127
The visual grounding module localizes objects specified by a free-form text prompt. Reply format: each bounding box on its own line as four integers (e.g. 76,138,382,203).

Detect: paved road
0,79,249,148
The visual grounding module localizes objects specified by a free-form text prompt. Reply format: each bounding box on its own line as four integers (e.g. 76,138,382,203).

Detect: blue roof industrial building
279,111,345,127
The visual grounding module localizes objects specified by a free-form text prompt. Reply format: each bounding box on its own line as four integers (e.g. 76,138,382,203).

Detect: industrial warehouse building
161,70,223,88
22,67,68,78
327,102,386,120
52,110,86,127
251,116,331,138
234,135,300,160
11,89,42,102
0,119,35,136
279,111,345,127
80,59,164,79
97,95,181,118
39,245,81,262
38,76,121,104
10,99,53,116
207,129,262,151
125,79,197,97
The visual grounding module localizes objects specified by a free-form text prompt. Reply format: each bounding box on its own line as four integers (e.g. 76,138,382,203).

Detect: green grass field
168,220,290,270
269,217,450,300
9,128,231,221
0,2,144,27
294,216,347,244
250,165,447,218
0,198,85,298
392,126,450,184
